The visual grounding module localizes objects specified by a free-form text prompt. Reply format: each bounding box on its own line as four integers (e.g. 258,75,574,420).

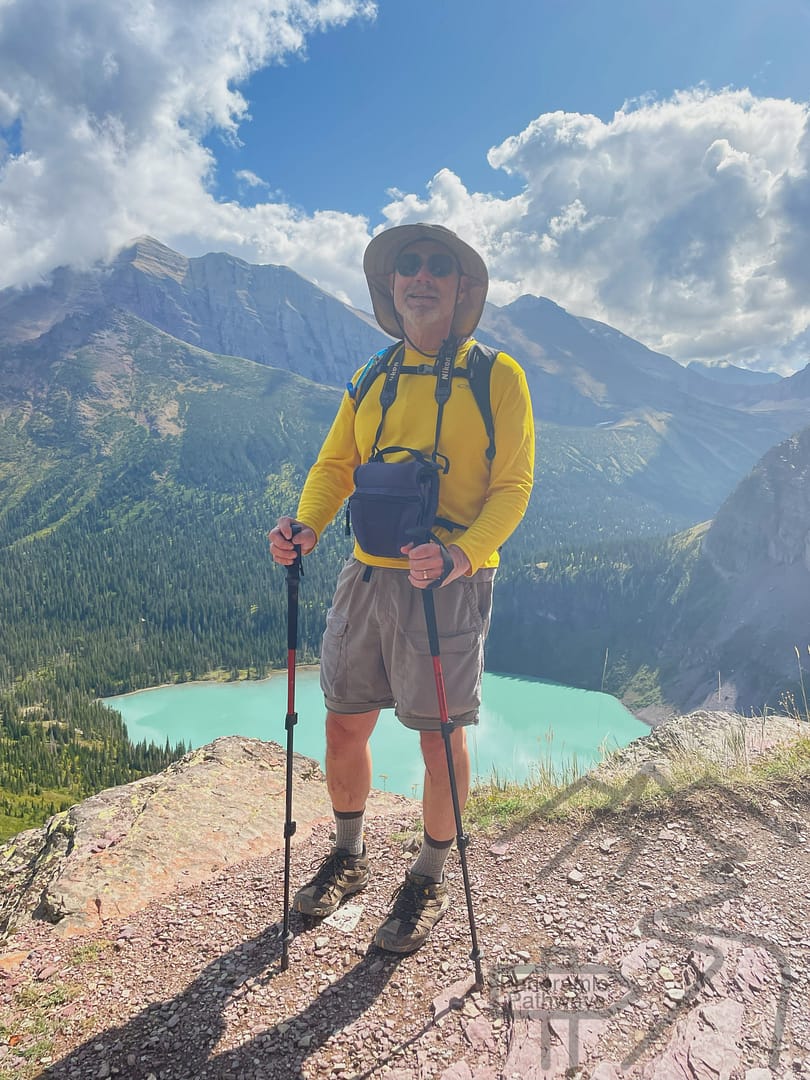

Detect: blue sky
211,0,809,218
1,0,810,372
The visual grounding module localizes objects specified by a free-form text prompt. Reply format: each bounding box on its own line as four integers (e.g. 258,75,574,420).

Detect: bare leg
420,726,470,842
293,709,379,917
325,709,379,813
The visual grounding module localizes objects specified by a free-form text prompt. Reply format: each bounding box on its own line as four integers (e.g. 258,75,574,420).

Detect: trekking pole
281,525,303,972
421,587,484,990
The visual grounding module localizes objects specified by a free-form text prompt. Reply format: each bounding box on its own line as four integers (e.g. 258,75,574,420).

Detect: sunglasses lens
427,254,455,277
394,251,457,277
394,252,423,276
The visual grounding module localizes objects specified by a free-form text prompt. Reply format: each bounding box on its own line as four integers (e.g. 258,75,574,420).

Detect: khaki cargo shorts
320,559,496,730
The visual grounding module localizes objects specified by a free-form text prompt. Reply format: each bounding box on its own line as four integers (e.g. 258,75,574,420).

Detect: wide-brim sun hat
363,223,489,339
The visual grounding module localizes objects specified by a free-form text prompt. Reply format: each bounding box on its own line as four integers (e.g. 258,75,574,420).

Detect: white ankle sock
410,830,453,882
334,809,364,855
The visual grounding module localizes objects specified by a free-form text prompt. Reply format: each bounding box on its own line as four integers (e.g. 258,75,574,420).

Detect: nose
413,261,437,283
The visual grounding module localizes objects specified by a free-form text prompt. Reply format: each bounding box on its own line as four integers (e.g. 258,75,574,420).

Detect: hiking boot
292,846,369,918
374,871,449,954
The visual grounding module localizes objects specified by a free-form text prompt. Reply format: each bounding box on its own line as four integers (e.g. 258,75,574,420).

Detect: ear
457,274,469,302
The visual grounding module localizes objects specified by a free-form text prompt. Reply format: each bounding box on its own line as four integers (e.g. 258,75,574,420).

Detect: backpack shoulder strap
350,339,498,461
467,343,498,461
349,342,403,409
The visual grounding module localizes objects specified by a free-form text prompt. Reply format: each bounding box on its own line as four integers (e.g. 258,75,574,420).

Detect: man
269,223,534,954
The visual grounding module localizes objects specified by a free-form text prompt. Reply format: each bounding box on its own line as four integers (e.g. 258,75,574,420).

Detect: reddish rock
0,736,410,937
432,974,477,1020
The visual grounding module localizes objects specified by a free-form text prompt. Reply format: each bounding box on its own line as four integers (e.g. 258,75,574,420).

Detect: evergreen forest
0,308,733,840
0,432,692,841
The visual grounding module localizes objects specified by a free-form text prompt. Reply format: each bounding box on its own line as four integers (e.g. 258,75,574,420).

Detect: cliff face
703,428,810,576
488,426,810,719
4,714,804,944
659,427,810,713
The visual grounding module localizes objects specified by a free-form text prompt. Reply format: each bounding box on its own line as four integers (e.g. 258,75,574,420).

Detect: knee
420,727,467,774
326,711,375,754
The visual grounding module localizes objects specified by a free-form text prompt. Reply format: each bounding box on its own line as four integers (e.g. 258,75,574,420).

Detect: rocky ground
1,726,809,1080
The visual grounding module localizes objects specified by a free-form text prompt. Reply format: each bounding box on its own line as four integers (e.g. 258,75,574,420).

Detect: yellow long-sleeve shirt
296,339,535,573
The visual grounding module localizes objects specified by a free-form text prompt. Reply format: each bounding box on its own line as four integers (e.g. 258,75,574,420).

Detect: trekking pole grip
286,523,304,581
285,525,303,652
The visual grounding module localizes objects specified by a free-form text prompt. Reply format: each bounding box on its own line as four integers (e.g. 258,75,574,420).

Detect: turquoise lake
105,670,648,798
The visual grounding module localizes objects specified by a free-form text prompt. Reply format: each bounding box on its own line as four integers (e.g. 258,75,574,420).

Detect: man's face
390,240,466,338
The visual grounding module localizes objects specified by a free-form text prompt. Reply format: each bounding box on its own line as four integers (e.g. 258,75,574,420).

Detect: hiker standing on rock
268,223,534,953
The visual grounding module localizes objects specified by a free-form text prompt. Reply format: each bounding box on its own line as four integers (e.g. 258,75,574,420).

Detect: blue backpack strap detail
350,342,403,405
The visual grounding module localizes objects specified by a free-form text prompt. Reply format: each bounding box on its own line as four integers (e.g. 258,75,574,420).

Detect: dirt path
2,773,808,1079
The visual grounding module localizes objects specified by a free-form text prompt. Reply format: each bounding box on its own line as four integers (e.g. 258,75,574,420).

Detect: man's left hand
401,542,471,589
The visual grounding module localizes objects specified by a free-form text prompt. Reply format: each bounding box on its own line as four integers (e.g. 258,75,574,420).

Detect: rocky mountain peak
114,235,190,283
704,425,810,576
0,237,389,385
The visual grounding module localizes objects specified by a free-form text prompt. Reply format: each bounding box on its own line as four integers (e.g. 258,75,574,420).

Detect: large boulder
0,736,410,939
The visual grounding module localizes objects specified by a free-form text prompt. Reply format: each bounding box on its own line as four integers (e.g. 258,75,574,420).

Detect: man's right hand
268,517,317,566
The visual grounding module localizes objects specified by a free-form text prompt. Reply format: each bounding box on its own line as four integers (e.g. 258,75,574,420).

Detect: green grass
466,719,810,833
0,788,77,843
0,812,43,842
70,940,113,965
467,745,592,831
0,980,81,1079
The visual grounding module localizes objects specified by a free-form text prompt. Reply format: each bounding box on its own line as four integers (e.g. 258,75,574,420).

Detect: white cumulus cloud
380,88,810,372
1,3,809,377
235,170,270,189
0,0,376,301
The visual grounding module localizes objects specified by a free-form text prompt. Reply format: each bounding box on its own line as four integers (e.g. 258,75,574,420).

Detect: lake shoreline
102,665,655,730
102,664,322,701
104,672,650,799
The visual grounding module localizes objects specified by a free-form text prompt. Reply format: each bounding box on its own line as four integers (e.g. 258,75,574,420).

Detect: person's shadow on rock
43,913,405,1080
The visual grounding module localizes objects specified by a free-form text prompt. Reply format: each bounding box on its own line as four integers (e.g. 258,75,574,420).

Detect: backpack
349,340,498,462
343,340,499,558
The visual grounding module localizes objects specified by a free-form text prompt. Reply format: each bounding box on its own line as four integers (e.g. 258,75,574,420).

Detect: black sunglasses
394,251,458,278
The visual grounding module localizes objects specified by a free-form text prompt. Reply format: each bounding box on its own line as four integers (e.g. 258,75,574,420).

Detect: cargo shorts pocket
461,575,494,637
320,610,349,701
396,628,482,721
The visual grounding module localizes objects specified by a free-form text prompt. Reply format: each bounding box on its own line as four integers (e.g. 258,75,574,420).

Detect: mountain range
0,236,386,388
4,235,809,540
686,360,782,386
1,236,810,720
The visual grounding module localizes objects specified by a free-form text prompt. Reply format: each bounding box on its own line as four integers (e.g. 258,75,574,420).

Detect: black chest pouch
346,337,467,559
347,447,446,559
